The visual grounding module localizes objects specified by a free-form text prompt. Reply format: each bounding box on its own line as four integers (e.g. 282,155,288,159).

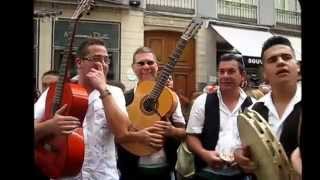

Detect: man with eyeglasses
34,38,137,179
185,52,254,180
234,36,302,179
116,46,186,180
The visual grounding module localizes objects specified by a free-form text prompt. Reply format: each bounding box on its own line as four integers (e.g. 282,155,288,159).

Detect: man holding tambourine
234,36,302,180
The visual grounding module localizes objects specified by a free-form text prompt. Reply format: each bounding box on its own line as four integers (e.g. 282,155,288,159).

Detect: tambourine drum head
238,111,290,180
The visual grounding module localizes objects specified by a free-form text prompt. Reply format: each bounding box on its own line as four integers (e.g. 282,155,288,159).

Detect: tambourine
238,110,297,180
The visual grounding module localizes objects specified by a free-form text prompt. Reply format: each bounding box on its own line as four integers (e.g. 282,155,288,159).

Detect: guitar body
122,80,178,156
35,82,88,178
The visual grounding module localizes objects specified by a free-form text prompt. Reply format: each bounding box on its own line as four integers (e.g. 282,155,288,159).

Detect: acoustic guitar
35,0,94,178
122,18,203,156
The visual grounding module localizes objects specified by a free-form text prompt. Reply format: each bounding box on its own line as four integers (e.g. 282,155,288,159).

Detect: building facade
34,0,301,98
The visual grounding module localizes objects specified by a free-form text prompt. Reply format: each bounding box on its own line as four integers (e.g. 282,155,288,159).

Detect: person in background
41,70,59,93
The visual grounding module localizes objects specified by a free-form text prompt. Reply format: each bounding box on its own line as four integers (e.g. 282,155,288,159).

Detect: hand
47,104,80,136
234,145,257,173
203,150,225,170
137,125,165,149
153,120,175,137
291,147,302,175
86,62,107,92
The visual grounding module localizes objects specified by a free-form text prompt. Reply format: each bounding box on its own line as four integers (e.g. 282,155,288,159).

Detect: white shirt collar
258,84,301,121
217,88,249,114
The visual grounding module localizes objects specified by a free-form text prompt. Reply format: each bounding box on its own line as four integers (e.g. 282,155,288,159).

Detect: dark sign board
54,19,120,49
243,56,262,67
54,19,121,80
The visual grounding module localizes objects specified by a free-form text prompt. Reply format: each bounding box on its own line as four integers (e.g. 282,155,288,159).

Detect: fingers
61,129,78,135
60,124,80,132
57,118,80,126
55,104,68,115
57,115,80,123
239,162,257,173
234,148,257,173
146,126,165,135
149,132,164,140
94,62,103,71
152,121,171,130
149,141,163,148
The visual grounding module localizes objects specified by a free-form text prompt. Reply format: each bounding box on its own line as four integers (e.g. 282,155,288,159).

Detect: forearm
115,130,144,144
186,134,210,161
170,126,186,140
100,94,130,139
34,120,52,144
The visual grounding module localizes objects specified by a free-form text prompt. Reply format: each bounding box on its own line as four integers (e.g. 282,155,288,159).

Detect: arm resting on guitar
115,123,165,149
34,104,80,145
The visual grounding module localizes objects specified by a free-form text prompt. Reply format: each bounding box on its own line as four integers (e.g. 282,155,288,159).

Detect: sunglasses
135,60,156,66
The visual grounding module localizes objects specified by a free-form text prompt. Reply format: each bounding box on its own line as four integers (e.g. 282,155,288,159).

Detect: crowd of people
34,35,303,180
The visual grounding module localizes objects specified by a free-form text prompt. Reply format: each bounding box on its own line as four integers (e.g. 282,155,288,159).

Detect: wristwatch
99,88,111,99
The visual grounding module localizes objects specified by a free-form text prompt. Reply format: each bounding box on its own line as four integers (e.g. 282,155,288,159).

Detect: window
275,0,300,12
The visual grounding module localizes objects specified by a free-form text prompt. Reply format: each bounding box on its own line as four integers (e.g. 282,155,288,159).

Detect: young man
34,38,134,180
116,47,186,180
234,36,301,178
186,53,254,180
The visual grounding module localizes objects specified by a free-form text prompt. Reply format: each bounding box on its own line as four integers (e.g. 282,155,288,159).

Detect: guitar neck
52,19,79,113
149,38,188,100
147,18,203,102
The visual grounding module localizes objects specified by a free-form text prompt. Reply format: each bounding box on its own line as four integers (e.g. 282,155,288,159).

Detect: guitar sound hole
143,98,155,113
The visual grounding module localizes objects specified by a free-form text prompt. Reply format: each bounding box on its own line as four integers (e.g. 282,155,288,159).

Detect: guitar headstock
181,18,203,41
72,0,95,20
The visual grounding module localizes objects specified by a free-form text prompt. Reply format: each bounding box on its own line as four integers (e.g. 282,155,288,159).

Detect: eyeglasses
135,60,156,66
83,55,110,65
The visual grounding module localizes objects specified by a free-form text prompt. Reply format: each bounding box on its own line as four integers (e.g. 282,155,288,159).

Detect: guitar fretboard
148,38,188,101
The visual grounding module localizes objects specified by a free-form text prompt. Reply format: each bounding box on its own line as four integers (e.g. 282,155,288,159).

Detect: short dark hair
132,46,157,64
261,36,295,61
219,52,245,73
77,38,106,58
42,70,59,79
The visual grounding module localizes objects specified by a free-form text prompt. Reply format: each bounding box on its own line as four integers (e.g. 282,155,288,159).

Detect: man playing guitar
116,47,186,180
35,38,133,180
